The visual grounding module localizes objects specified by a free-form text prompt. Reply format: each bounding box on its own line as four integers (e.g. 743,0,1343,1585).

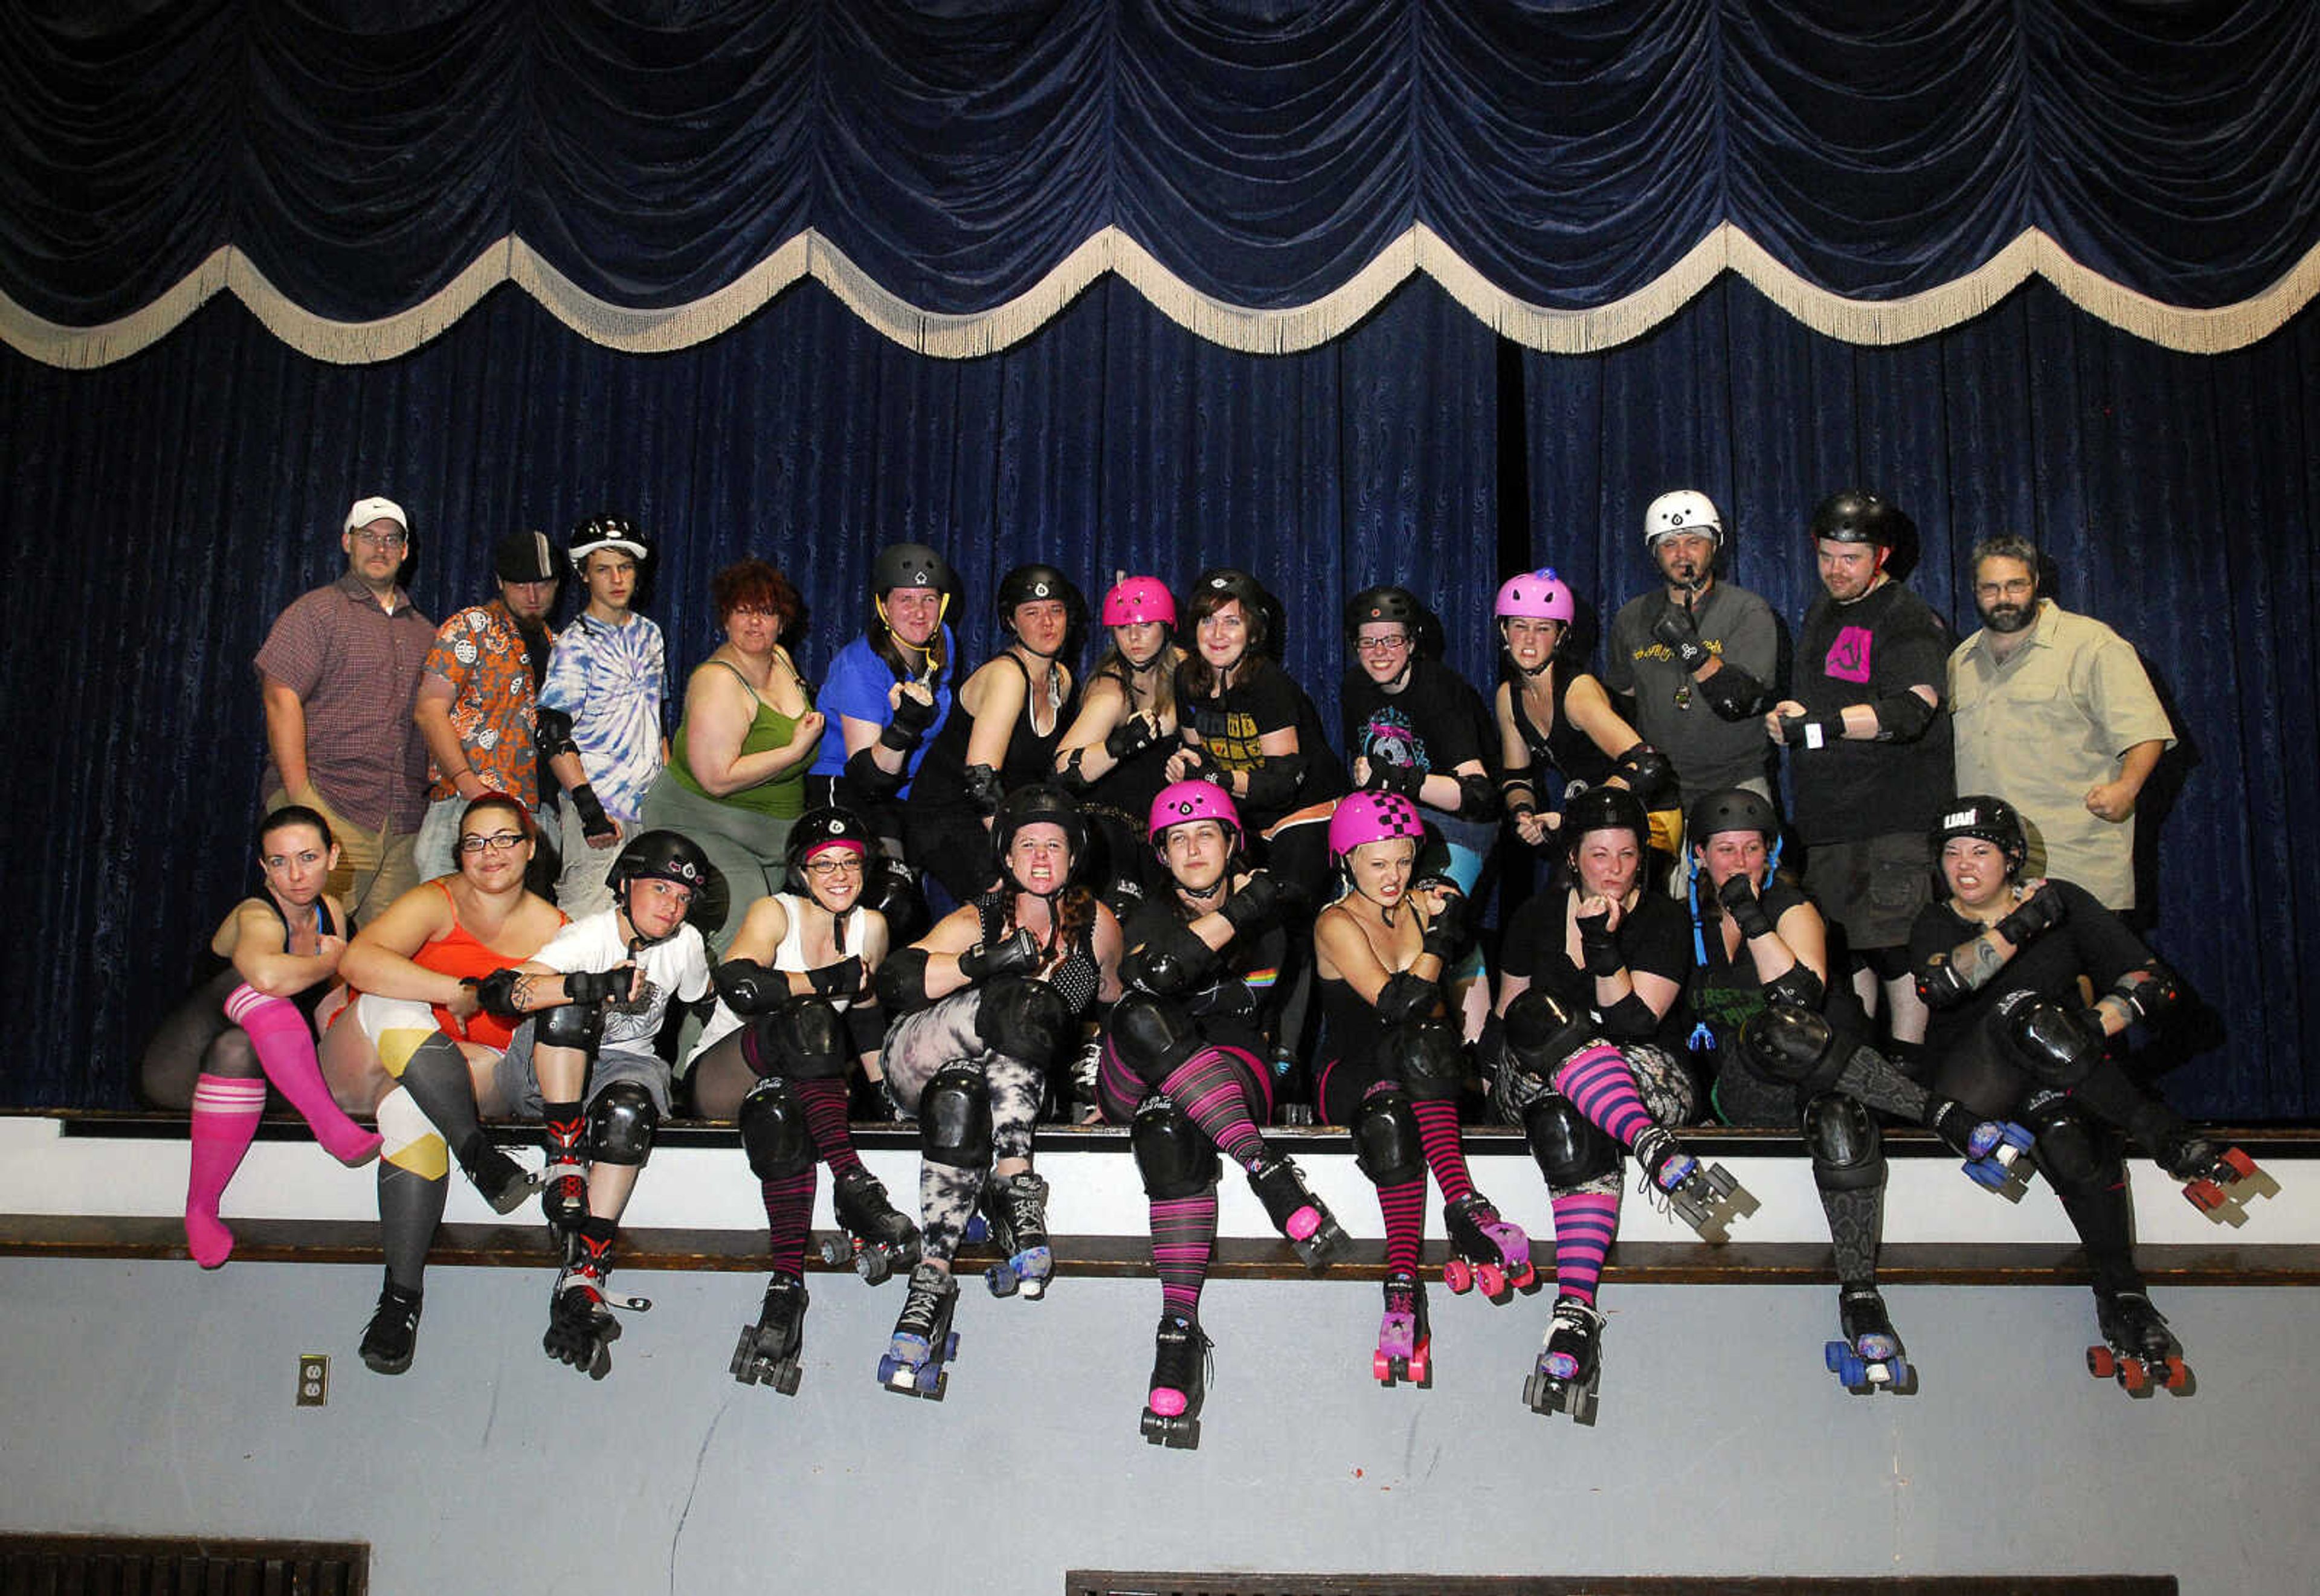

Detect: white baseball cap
343,495,409,538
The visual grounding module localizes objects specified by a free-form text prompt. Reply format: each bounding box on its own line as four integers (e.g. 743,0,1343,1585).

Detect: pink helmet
1328,791,1424,866
1102,575,1176,628
1149,780,1242,855
1494,568,1576,623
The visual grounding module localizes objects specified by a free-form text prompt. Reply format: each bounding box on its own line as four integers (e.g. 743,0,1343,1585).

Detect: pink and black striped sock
793,1076,865,1177
1158,1047,1266,1171
1149,1191,1218,1319
1549,1191,1620,1305
1411,1097,1476,1206
1377,1177,1426,1276
186,1073,268,1267
1553,1043,1656,1150
759,1168,818,1278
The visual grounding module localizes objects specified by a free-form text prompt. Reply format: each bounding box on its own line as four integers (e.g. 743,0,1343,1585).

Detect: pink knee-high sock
1411,1097,1477,1205
1549,1191,1621,1305
1150,1191,1219,1319
186,1074,267,1267
224,986,381,1164
1377,1178,1427,1276
1552,1043,1657,1150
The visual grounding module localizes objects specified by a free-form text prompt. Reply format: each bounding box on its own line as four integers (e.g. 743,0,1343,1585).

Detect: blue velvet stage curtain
2,1,2313,332
4,271,2316,1118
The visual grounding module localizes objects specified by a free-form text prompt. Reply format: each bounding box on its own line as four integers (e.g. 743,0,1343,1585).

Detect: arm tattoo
1951,936,2008,990
512,973,540,1012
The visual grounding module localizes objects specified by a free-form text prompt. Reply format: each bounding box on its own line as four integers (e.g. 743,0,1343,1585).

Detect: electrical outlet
296,1353,329,1407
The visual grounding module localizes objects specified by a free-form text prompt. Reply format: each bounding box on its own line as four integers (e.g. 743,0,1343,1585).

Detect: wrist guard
1718,872,1774,940
807,956,866,999
568,782,614,842
958,926,1040,982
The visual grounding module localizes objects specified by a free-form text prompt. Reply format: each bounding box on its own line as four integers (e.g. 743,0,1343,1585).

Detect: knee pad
536,1000,605,1055
1800,1092,1883,1192
738,1076,815,1182
975,976,1074,1069
744,997,851,1081
1107,993,1201,1090
920,1064,993,1170
1129,1096,1220,1201
375,1087,448,1180
1522,1093,1619,1188
1503,989,1591,1076
1390,1017,1464,1104
2021,1092,2113,1197
1999,996,2106,1087
1764,965,1825,1011
1738,1003,1842,1092
1350,1086,1426,1186
844,1001,886,1059
586,1080,659,1167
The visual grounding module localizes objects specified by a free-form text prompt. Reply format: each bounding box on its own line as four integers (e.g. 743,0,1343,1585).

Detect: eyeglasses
459,831,526,855
1355,635,1410,655
1974,579,2035,599
350,529,408,550
803,857,865,879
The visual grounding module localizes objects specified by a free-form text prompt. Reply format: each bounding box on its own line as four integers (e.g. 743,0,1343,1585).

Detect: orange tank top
413,880,562,1050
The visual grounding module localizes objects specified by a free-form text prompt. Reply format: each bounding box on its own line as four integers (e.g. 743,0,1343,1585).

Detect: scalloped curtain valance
5,0,2316,367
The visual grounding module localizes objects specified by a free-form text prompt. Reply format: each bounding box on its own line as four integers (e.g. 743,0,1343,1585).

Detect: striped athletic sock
760,1168,817,1278
793,1076,865,1178
1378,1177,1426,1276
1157,1047,1266,1171
1550,1191,1620,1305
1553,1043,1657,1149
1411,1096,1476,1205
1149,1191,1218,1319
185,1073,268,1267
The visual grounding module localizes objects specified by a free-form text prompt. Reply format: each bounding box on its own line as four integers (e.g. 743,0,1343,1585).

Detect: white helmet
1644,489,1722,549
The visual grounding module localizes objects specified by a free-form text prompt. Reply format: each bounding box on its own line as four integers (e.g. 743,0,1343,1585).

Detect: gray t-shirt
1603,580,1779,799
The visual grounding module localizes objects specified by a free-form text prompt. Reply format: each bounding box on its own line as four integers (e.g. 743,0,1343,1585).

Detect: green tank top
670,660,812,819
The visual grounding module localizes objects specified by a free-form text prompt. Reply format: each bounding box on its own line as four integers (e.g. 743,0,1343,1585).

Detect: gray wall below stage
5,1257,2313,1594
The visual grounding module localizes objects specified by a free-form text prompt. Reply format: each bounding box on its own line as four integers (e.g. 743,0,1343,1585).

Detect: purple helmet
1328,791,1425,866
1149,780,1242,856
1103,575,1176,628
1494,568,1576,623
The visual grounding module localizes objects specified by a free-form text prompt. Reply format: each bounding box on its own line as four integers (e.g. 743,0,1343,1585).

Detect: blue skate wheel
1824,1340,1848,1372
964,1215,989,1244
942,1331,959,1359
877,1354,901,1383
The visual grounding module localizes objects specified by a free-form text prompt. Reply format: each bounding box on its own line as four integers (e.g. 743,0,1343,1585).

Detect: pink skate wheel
1477,1264,1504,1298
1286,1207,1321,1242
1149,1388,1188,1418
1443,1259,1473,1295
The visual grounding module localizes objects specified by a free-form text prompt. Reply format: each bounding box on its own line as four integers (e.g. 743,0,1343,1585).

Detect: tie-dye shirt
540,610,666,821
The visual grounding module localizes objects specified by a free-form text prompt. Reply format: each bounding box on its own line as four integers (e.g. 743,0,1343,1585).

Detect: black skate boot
1373,1270,1431,1387
1524,1294,1603,1424
1632,1124,1759,1243
730,1270,809,1394
1442,1192,1535,1300
1825,1284,1914,1394
454,1131,540,1215
2151,1125,2277,1226
358,1270,424,1376
543,1218,647,1380
1246,1151,1347,1270
1141,1312,1212,1449
878,1262,960,1400
979,1170,1053,1299
2089,1287,2188,1395
819,1165,922,1284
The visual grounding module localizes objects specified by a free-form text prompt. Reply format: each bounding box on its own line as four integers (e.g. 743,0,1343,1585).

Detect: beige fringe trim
5,227,2316,368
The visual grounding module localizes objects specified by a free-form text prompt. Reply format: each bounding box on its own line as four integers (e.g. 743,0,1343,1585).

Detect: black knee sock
378,1162,447,1293
396,1034,489,1167
1817,1177,1884,1288
2058,1174,2141,1296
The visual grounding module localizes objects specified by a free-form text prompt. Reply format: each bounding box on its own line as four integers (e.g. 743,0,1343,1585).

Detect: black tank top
195,895,344,1022
912,653,1072,811
1511,668,1614,794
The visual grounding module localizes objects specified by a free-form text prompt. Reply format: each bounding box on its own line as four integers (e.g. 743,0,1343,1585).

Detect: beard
1980,599,2035,634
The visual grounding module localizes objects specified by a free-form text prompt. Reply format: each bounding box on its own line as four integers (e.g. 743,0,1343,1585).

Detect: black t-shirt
1501,888,1692,1052
1121,894,1289,1055
1790,581,1954,842
1179,659,1344,829
1907,878,2149,1061
1686,880,1814,1049
1340,658,1486,785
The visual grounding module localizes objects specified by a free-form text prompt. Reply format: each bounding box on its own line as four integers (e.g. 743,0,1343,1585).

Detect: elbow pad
1121,922,1219,997
1375,970,1439,1025
1500,770,1538,819
1613,742,1674,805
1914,954,1976,1011
1455,771,1501,822
534,706,578,761
1055,746,1092,793
1872,690,1938,742
962,763,1002,815
1594,991,1661,1040
843,742,905,803
1239,753,1305,812
1698,664,1773,722
712,957,788,1016
1765,965,1825,1011
873,947,935,1015
2113,963,2184,1026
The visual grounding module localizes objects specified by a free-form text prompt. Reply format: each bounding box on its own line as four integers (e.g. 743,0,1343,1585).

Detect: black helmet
1190,566,1267,616
1561,785,1651,847
1343,585,1422,643
1932,795,2028,881
607,829,727,938
996,564,1087,634
1687,788,1779,846
1809,489,1913,551
568,513,648,567
784,806,874,895
991,783,1088,887
871,542,952,594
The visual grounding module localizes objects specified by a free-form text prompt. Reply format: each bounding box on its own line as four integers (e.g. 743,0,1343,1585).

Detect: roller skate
2087,1288,2190,1396
357,1271,423,1377
2155,1130,2277,1227
1140,1313,1211,1449
538,1109,589,1237
543,1220,648,1380
816,1166,922,1284
877,1262,960,1400
1824,1285,1915,1394
1246,1152,1347,1270
1523,1295,1603,1425
978,1170,1054,1299
1373,1270,1431,1388
1632,1124,1759,1243
1442,1192,1535,1301
729,1271,808,1395
1929,1100,2036,1202
455,1133,541,1216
